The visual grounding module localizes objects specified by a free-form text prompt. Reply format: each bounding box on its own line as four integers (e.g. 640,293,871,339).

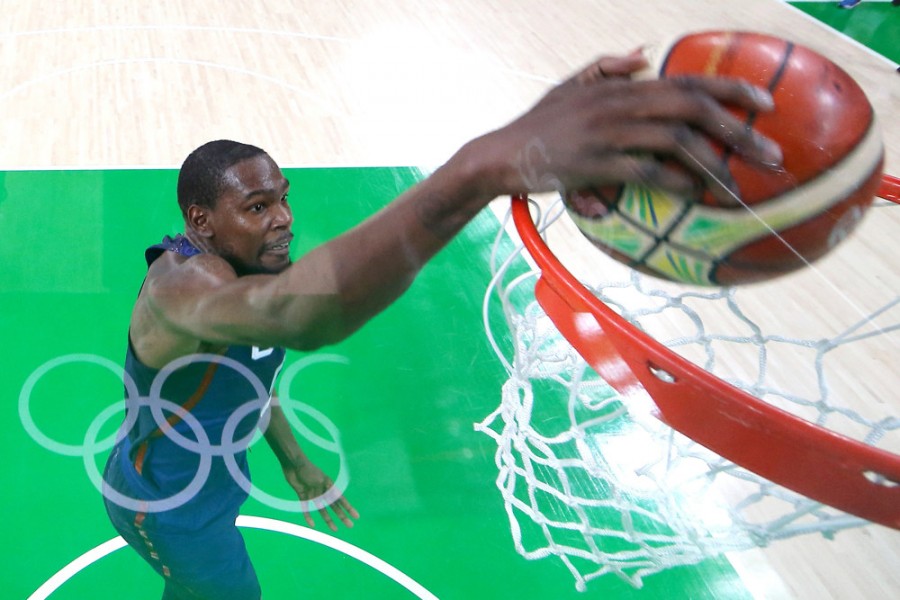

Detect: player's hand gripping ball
565,31,884,286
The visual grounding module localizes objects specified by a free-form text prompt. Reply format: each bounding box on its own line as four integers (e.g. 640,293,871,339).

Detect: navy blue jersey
108,234,286,526
103,234,286,598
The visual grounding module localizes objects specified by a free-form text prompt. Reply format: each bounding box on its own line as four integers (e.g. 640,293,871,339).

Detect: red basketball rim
509,182,900,530
879,174,900,204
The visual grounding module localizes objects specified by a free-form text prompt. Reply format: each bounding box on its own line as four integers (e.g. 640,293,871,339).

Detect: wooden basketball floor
3,1,898,598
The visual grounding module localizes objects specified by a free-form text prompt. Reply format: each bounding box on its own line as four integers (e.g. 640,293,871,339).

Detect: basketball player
102,51,782,599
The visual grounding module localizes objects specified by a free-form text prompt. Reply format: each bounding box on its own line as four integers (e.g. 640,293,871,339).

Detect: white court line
28,537,128,600
0,57,347,115
28,515,438,600
0,24,356,44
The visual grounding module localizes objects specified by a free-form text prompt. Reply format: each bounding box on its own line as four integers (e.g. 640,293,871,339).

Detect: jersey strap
145,234,202,266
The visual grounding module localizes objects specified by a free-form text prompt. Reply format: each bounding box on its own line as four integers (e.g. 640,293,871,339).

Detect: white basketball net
476,196,900,591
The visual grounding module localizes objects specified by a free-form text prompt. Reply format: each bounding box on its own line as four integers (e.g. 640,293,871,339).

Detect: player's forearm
262,401,309,469
274,136,512,349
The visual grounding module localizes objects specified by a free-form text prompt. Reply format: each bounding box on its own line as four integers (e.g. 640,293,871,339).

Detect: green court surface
789,1,900,63
5,167,746,599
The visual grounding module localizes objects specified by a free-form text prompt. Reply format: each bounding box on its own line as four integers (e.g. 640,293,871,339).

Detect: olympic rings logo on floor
18,352,351,514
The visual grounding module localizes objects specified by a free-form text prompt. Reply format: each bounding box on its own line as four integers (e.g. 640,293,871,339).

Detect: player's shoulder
133,251,238,364
148,250,238,288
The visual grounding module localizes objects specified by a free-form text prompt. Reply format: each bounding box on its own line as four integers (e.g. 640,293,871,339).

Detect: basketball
564,30,885,286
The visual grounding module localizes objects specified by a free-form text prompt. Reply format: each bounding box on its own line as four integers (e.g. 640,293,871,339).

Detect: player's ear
187,204,214,238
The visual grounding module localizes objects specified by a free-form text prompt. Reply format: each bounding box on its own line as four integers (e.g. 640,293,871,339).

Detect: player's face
208,154,294,275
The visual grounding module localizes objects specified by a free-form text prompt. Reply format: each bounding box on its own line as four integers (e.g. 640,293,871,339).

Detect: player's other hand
283,459,359,531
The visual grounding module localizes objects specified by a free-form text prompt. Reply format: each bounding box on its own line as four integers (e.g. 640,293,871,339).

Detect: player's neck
183,229,211,254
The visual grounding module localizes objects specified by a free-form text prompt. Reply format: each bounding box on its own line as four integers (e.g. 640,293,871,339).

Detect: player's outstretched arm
141,53,782,356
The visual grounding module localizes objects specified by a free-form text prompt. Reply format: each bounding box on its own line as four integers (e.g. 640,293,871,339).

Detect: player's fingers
576,49,650,84
330,501,356,528
664,78,782,167
340,497,360,520
677,75,776,113
595,121,731,180
319,507,338,532
554,49,651,95
601,48,651,77
572,125,740,203
589,77,780,168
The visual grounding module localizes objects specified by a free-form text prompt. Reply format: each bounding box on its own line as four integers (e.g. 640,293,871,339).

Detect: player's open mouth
264,236,293,256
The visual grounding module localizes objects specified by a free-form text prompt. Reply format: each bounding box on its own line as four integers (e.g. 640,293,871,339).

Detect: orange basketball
564,31,884,286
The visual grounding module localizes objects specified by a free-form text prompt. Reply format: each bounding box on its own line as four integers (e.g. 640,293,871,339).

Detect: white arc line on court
238,516,439,599
28,536,128,600
28,516,439,600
